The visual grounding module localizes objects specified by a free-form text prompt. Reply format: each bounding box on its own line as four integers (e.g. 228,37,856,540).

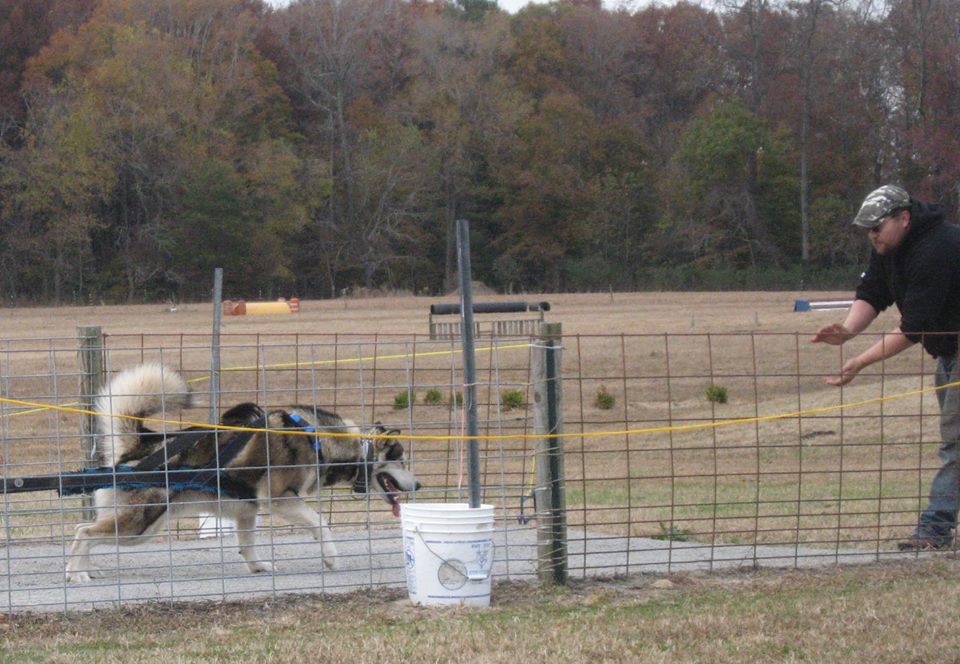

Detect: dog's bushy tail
94,363,192,467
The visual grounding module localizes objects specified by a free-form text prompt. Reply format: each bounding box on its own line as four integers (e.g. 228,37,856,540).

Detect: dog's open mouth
377,472,402,517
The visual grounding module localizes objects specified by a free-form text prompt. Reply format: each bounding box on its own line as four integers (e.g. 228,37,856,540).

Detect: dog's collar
352,437,375,494
284,411,374,493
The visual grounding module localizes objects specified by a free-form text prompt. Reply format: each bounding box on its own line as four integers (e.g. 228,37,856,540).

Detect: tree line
0,0,957,303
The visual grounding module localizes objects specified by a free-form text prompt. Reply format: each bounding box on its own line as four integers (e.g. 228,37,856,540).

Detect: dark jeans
917,354,960,540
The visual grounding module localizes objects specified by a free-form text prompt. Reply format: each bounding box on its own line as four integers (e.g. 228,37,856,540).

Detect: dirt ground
4,292,958,661
1,291,934,600
0,290,885,339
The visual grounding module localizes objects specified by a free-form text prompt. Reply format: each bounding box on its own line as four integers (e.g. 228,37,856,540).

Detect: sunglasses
867,216,890,233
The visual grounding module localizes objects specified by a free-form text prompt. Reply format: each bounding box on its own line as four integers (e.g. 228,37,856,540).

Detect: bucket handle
413,525,495,581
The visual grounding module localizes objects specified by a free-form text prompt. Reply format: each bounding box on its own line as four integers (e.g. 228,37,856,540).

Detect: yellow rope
1,379,956,442
182,343,532,386
0,342,531,420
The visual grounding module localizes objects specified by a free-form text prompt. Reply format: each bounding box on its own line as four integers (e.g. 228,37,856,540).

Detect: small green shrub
450,391,463,407
500,388,525,411
594,385,616,410
393,390,415,410
423,388,444,405
652,522,696,542
705,384,728,404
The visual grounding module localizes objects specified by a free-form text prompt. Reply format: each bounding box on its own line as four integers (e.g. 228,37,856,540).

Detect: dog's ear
221,402,264,426
378,431,404,460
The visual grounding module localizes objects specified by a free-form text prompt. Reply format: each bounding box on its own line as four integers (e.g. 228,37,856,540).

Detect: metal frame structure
0,326,947,612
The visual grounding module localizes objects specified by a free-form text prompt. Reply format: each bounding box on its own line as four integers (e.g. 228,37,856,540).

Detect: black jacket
855,199,960,358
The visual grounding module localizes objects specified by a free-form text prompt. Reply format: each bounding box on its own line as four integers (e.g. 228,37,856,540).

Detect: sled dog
66,362,420,582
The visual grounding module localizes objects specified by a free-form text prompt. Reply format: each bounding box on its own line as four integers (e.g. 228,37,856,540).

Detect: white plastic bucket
401,503,495,607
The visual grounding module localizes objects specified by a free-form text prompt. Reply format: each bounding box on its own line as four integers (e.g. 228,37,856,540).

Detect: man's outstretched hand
823,356,862,386
811,324,861,385
811,323,853,346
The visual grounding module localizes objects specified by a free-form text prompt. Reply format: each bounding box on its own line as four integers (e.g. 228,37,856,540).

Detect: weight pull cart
0,421,263,501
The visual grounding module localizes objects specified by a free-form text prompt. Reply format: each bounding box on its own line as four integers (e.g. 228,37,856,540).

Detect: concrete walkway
1,525,922,613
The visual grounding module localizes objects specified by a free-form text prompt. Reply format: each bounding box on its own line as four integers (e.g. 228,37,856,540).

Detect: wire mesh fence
561,330,946,575
0,326,950,612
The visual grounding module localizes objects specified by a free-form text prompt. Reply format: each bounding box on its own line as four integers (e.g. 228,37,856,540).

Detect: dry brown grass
0,289,873,339
2,292,956,658
0,291,941,547
4,558,960,663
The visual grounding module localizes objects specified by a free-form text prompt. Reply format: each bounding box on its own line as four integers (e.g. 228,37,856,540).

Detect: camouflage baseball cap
852,185,911,228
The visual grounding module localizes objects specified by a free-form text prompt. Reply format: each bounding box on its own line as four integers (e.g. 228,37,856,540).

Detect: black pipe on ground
429,301,550,316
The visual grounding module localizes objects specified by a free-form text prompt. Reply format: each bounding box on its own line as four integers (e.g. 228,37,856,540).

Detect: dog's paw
247,560,275,574
322,556,338,570
65,570,92,583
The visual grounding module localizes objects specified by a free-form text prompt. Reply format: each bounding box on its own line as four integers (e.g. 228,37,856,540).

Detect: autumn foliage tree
8,0,310,301
0,0,958,303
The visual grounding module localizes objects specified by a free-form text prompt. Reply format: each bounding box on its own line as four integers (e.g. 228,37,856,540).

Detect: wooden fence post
533,322,567,584
78,326,104,521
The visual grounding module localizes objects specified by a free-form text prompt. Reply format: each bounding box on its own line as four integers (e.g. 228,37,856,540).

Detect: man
811,184,960,551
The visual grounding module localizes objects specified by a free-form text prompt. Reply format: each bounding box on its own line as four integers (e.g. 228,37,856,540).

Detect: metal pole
456,219,482,509
78,326,104,521
533,322,567,584
210,268,223,424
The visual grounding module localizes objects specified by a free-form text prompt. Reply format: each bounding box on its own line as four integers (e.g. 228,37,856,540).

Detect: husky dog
65,363,420,583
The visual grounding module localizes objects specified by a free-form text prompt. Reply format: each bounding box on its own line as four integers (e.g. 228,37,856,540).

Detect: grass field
2,291,958,660
4,559,960,663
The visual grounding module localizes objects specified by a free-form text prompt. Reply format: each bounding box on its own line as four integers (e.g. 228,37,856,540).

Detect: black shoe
897,534,953,551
